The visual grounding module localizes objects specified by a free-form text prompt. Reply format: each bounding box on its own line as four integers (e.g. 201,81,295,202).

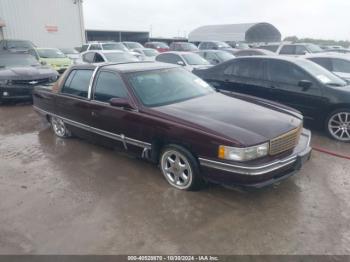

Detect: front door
88,70,147,151
266,60,325,120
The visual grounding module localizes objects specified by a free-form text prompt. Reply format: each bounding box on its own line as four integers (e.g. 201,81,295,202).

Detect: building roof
188,22,281,43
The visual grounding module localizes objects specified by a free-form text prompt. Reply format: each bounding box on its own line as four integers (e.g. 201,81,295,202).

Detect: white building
0,0,85,48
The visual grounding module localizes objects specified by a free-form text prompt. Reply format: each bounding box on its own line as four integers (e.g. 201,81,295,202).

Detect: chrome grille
269,126,302,155
12,78,50,85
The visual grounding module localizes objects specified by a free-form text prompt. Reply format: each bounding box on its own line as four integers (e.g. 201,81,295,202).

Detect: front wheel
326,109,350,142
160,145,204,191
51,116,71,138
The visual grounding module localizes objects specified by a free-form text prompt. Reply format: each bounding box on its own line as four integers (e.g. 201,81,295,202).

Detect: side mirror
213,59,220,64
298,80,312,90
109,98,133,109
177,60,185,66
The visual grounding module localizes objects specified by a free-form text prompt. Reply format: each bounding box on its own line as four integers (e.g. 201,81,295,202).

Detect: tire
50,116,71,138
159,144,204,191
325,109,350,142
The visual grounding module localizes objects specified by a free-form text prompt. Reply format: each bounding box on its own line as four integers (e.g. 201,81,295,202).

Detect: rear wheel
326,109,350,142
160,144,204,191
51,116,71,138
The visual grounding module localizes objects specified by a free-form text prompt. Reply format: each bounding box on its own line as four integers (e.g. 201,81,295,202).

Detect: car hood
151,92,303,146
334,71,350,81
41,57,72,65
0,66,58,80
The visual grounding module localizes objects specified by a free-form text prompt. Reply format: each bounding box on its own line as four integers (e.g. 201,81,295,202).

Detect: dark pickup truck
33,62,312,191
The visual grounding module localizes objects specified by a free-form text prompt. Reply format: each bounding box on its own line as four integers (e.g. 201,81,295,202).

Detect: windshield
0,53,40,67
60,48,79,54
295,59,347,86
6,40,34,50
38,49,66,58
307,44,323,53
181,43,198,51
182,53,210,65
124,42,143,49
104,52,139,62
154,42,169,48
128,68,214,107
216,51,235,60
102,43,128,51
216,42,231,48
143,49,159,57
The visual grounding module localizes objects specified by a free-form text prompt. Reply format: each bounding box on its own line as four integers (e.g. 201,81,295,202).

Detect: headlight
218,143,269,162
50,75,59,82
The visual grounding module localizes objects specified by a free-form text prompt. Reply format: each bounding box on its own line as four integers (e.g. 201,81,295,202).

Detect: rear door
211,58,271,99
55,69,94,126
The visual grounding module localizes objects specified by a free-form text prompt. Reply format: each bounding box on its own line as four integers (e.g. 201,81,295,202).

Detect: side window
227,59,264,79
93,71,128,102
199,42,207,49
89,44,102,50
309,57,332,71
267,61,310,85
82,52,95,63
62,70,93,98
332,59,350,73
295,45,307,55
279,45,296,55
94,53,105,63
156,54,182,64
81,45,88,52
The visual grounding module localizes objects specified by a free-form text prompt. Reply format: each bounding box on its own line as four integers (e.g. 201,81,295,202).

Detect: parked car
144,42,170,53
258,44,280,52
194,56,350,142
259,43,324,56
198,41,236,52
0,39,36,52
306,54,350,81
60,48,81,64
195,50,235,65
0,51,58,103
81,42,129,52
81,50,139,64
122,41,144,50
36,48,73,74
234,48,276,57
32,62,311,190
325,49,350,55
226,42,250,49
169,42,198,52
155,52,212,71
132,48,159,61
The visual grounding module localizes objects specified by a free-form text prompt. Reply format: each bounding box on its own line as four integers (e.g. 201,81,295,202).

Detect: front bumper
199,129,312,188
0,85,34,101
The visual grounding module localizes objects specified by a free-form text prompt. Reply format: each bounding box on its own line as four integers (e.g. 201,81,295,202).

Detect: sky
83,0,350,41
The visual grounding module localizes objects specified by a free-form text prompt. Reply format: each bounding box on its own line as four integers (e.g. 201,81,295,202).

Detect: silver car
155,51,212,72
132,48,159,61
80,50,139,64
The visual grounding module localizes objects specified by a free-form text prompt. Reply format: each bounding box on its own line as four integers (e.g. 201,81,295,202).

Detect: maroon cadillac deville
33,62,312,190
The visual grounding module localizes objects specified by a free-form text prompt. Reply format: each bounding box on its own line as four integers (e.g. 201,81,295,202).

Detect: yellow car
36,48,73,74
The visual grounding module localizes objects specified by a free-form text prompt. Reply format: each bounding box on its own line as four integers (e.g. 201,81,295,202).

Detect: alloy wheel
161,150,193,189
328,112,350,142
51,117,69,138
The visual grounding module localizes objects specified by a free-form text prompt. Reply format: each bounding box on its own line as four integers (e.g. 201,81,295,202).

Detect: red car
144,42,170,53
33,62,312,191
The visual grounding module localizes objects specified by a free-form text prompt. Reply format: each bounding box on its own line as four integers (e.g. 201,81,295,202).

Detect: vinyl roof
188,23,281,43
